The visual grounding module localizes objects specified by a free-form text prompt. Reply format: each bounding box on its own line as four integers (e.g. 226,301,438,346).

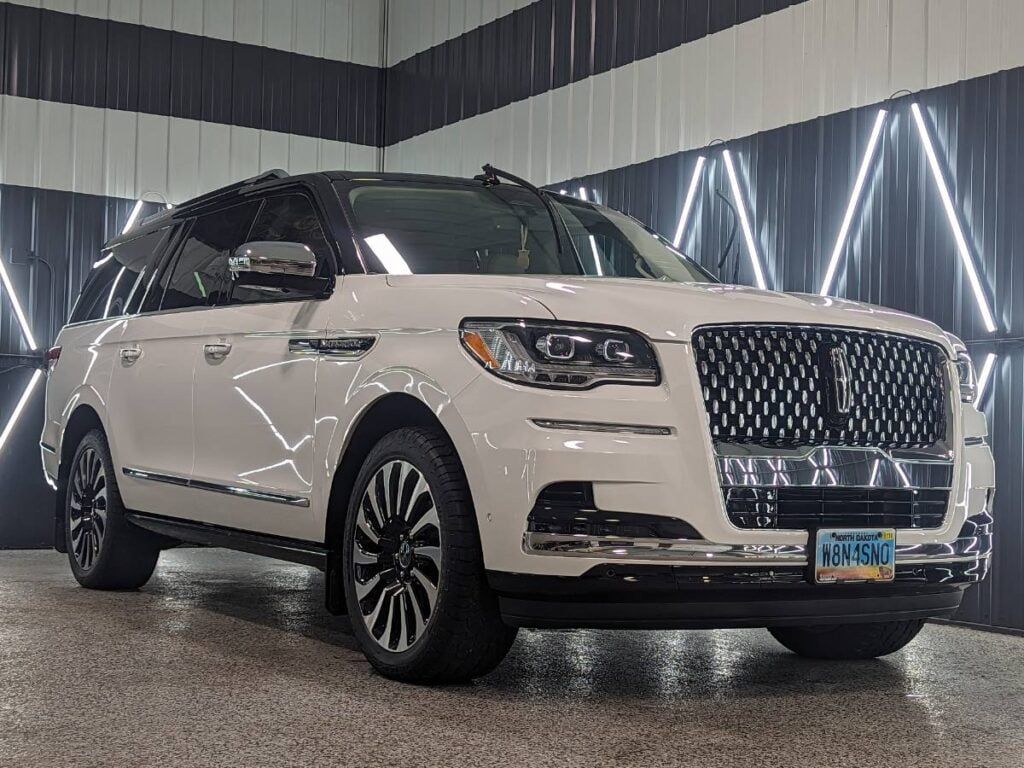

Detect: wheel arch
325,393,459,546
322,390,479,614
53,404,107,553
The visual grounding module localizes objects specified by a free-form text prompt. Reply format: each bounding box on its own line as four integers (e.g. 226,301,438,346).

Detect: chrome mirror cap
229,241,317,278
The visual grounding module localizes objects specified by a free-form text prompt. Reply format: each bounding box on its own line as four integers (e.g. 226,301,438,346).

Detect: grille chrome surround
693,325,948,449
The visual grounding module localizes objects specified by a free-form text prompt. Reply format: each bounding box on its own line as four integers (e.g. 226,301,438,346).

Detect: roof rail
101,169,291,251
185,168,289,208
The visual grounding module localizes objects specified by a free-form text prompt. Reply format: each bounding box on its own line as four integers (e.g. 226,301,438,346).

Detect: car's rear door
187,189,338,541
110,202,260,519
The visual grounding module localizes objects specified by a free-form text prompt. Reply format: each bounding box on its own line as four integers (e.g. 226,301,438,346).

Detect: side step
125,512,328,570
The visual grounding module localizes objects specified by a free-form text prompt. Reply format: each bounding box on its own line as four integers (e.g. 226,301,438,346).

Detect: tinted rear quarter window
70,228,172,324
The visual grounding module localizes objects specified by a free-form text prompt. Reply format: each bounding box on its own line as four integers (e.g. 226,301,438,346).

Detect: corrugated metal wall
382,0,1024,632
0,0,385,547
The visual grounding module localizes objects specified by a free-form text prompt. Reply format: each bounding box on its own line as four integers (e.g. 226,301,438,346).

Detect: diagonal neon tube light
0,256,38,350
672,156,706,249
722,149,768,290
0,369,43,454
121,199,146,235
911,103,997,333
975,352,997,402
819,109,888,296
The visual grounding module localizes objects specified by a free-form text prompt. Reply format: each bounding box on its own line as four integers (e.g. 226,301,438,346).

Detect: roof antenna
474,165,501,186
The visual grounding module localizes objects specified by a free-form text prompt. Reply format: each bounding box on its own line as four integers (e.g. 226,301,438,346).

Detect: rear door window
70,227,173,324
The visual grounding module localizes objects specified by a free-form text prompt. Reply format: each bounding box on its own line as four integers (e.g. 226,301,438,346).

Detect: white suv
41,167,994,683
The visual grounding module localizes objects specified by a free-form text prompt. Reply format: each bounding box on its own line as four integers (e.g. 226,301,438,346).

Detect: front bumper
489,560,986,629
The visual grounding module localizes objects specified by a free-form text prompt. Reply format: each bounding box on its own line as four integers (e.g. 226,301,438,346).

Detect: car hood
385,275,953,354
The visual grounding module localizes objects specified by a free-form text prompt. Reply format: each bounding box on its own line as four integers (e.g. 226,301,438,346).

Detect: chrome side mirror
229,241,317,279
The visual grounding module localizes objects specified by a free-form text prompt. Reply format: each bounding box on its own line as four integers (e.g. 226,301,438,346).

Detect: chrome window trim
122,467,310,508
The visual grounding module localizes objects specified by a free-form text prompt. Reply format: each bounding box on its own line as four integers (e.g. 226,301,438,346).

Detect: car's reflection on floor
3,547,1021,768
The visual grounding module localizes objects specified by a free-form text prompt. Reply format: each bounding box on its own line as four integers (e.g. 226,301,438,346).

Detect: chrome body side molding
122,467,310,507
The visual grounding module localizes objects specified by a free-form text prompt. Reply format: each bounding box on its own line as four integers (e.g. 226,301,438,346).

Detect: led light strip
121,199,146,235
819,109,888,296
672,156,706,249
0,256,38,350
911,103,997,333
722,149,768,290
0,369,43,454
975,352,997,402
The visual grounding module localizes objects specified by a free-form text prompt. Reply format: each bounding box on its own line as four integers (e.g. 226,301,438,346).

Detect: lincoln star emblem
824,344,854,418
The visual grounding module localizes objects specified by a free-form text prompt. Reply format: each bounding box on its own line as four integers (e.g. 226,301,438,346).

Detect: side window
155,201,260,311
70,228,171,324
221,193,334,306
247,194,332,273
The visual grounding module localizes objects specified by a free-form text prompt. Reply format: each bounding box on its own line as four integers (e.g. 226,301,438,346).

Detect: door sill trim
122,466,310,507
125,512,327,569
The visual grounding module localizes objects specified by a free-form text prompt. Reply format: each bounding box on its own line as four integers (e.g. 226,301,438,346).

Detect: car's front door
188,191,337,542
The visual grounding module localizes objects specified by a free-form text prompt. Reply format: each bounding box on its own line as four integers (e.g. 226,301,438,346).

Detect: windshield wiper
475,164,584,273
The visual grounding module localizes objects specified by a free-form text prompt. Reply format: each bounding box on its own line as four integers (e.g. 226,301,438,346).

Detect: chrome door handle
119,346,141,365
203,342,232,361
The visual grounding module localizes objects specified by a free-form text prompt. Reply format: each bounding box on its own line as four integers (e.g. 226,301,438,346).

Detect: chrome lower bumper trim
523,523,991,566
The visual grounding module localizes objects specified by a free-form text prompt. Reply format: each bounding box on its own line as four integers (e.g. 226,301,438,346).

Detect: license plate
814,528,896,584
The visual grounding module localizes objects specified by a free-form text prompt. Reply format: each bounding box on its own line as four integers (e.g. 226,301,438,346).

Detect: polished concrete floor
0,549,1021,768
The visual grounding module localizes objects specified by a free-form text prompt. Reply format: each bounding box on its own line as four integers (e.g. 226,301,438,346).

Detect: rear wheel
769,620,925,660
342,426,517,683
65,429,160,590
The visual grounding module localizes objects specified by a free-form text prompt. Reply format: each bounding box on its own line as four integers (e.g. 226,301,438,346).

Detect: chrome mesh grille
692,325,947,449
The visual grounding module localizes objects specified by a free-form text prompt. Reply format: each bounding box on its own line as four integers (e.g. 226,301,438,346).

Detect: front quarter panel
313,275,557,537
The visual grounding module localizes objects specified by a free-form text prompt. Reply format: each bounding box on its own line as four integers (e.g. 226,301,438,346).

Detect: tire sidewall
342,432,458,672
65,430,127,585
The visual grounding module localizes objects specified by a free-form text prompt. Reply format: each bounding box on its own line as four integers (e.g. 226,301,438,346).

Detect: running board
125,512,328,570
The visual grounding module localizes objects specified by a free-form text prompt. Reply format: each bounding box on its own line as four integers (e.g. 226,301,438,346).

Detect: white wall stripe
9,0,384,67
385,0,530,66
0,94,379,202
383,0,1024,185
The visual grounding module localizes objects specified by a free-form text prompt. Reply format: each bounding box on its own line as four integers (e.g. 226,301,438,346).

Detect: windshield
344,181,715,282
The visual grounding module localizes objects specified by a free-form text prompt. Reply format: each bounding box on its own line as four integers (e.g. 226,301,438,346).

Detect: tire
65,429,160,590
342,426,517,684
768,619,925,660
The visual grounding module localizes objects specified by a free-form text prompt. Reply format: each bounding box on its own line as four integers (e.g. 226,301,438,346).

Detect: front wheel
769,620,925,660
342,426,517,683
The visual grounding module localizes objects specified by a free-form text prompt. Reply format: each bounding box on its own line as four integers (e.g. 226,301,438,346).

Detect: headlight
955,351,978,403
946,333,977,403
460,319,660,389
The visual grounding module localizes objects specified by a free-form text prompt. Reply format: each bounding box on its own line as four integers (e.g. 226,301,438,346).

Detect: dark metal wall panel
553,66,1024,631
0,183,158,548
383,0,809,145
0,1,384,147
